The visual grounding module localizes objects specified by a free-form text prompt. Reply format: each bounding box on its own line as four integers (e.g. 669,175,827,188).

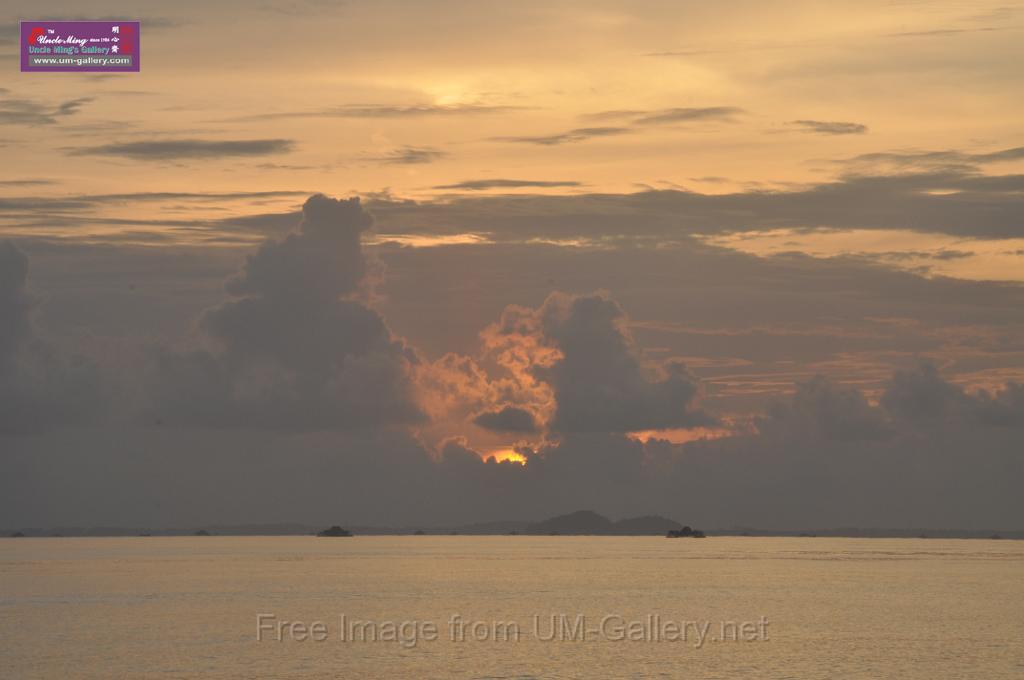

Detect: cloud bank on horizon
1,195,1022,531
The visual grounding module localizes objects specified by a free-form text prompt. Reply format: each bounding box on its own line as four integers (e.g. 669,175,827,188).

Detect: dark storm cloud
491,127,630,146
791,119,868,135
0,95,93,126
472,405,540,433
69,139,295,160
150,195,423,429
434,179,582,191
366,146,448,165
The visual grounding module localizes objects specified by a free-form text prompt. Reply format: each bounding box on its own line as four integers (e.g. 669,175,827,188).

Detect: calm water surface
1,536,1022,678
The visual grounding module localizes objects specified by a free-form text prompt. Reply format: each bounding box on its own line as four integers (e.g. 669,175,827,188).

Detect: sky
1,0,1023,530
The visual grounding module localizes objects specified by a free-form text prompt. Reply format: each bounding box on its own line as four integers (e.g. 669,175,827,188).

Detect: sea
1,536,1022,678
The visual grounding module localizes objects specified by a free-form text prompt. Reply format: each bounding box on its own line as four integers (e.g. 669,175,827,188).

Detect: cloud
887,27,1000,38
0,242,31,363
0,241,101,434
491,127,630,146
582,107,744,125
434,179,582,191
882,361,1024,427
791,119,868,135
233,104,522,122
69,139,295,160
472,405,540,433
365,146,447,165
633,106,744,125
365,170,1024,240
2,235,1024,529
150,195,423,428
0,94,93,125
488,108,742,145
483,292,712,433
835,145,1024,172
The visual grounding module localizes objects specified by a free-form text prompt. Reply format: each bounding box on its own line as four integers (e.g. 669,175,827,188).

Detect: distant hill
526,510,613,535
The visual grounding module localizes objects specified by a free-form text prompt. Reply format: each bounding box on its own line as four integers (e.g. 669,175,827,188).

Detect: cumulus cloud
150,195,423,428
483,292,712,433
882,361,1024,427
0,241,101,433
69,139,295,160
3,198,1024,530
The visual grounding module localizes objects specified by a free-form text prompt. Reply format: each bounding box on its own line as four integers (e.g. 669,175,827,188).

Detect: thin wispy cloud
231,104,523,122
887,27,1000,38
68,139,295,160
583,107,744,126
791,120,868,135
835,145,1024,172
491,126,630,146
634,107,744,125
0,95,93,126
434,179,581,190
366,146,448,165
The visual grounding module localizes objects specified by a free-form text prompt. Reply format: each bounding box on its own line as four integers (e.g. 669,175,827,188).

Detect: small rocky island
666,526,706,538
317,526,353,537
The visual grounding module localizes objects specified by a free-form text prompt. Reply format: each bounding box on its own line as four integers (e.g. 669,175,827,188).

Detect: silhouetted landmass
524,511,703,536
526,510,614,535
666,526,706,538
317,526,353,537
2,520,1021,539
413,529,426,535
193,529,210,536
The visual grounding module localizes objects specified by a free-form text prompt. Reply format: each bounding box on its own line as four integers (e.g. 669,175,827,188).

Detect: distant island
316,525,353,537
666,526,706,538
523,510,705,536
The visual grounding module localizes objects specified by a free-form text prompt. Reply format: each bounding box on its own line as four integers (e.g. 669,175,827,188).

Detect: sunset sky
2,1,1023,530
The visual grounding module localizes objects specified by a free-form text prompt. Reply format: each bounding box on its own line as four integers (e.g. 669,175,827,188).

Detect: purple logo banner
21,21,140,72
